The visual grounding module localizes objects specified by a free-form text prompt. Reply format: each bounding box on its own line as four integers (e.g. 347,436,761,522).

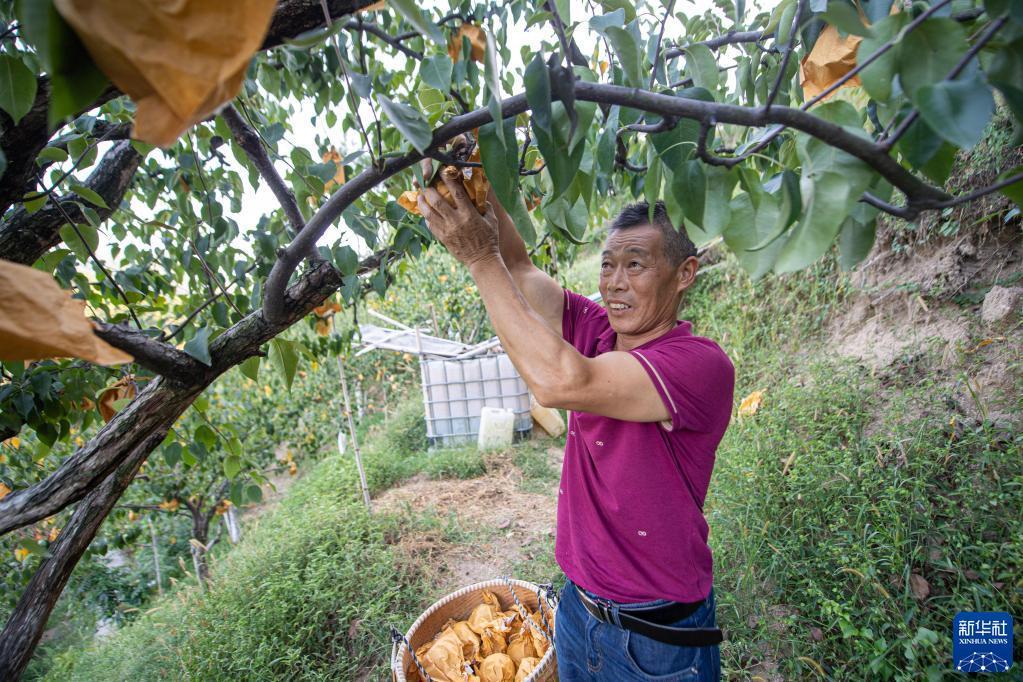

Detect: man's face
598,224,690,337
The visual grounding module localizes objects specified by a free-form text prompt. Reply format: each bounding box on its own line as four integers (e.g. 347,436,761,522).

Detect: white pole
337,352,372,512
147,517,163,597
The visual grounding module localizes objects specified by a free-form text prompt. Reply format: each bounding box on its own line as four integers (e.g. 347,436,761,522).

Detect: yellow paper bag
799,25,862,101
54,0,278,147
0,260,132,366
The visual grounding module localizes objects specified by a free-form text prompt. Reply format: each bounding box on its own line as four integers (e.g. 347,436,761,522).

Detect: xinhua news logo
953,612,1013,673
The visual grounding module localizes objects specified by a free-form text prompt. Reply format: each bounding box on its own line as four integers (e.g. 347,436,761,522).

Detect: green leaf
589,9,626,31
644,151,662,210
194,423,217,450
483,30,504,145
16,0,109,127
269,338,300,392
333,245,360,276
997,166,1023,209
183,326,213,366
0,55,38,125
600,0,636,22
918,141,957,185
163,442,182,467
246,484,263,504
897,18,968,104
532,101,587,202
915,77,994,150
224,455,241,479
239,356,260,381
376,95,433,153
858,13,906,102
837,215,877,270
36,146,69,164
545,196,589,244
23,192,46,213
602,22,645,88
650,87,714,167
821,1,873,37
670,160,706,229
475,116,521,201
984,37,1023,124
59,223,97,262
702,166,739,238
723,192,785,279
307,161,337,183
421,55,453,91
896,114,942,168
524,54,552,135
386,0,446,44
685,44,719,92
69,183,109,209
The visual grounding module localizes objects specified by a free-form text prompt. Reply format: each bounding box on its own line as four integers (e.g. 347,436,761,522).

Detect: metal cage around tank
419,352,531,446
355,314,532,447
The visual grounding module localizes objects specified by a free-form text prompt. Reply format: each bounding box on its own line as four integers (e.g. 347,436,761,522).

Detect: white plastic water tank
477,406,515,450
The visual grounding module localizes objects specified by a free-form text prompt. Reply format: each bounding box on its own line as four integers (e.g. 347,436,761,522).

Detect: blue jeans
554,581,721,681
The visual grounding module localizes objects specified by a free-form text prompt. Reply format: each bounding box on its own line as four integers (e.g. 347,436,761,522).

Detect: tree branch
0,141,142,265
344,20,424,60
662,30,768,60
93,322,210,379
261,0,387,50
263,79,953,322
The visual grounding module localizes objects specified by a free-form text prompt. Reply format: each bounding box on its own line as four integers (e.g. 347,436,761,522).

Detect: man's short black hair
607,201,697,267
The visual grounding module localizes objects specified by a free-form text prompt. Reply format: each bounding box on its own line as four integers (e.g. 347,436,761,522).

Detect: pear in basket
480,653,516,682
415,628,467,682
443,619,482,664
502,608,524,632
514,657,539,682
480,626,507,656
468,591,508,634
506,630,540,667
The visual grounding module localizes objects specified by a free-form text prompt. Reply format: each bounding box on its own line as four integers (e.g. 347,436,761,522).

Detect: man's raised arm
487,185,565,335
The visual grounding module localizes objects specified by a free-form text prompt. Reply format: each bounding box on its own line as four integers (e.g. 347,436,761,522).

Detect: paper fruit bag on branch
0,260,132,366
54,0,277,147
799,24,863,101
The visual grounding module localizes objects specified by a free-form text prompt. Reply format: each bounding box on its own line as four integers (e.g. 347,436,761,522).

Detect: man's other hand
418,167,501,267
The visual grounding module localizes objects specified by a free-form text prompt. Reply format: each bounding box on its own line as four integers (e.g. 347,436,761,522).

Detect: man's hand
418,167,501,267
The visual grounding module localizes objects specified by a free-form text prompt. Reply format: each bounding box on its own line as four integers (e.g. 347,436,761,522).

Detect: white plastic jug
477,406,515,450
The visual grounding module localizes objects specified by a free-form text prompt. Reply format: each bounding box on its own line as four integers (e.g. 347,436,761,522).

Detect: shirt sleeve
561,288,604,347
629,339,735,433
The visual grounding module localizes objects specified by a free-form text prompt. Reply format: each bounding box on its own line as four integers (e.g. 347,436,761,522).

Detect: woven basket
391,578,558,682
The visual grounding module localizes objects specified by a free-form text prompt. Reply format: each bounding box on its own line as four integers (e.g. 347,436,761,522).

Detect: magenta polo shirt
555,289,735,604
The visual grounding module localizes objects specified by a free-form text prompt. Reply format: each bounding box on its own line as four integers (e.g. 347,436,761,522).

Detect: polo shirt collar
597,319,693,354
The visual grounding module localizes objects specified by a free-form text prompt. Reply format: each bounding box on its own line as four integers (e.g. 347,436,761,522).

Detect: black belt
575,586,725,647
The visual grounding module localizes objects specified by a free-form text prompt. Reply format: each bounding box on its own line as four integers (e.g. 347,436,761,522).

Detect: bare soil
376,449,559,600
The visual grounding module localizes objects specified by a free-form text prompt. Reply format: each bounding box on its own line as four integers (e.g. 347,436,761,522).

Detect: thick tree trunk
0,428,164,680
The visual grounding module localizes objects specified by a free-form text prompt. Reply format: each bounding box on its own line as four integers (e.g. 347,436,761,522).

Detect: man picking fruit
418,150,733,681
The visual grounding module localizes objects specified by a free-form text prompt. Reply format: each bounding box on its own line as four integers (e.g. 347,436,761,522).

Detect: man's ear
675,256,699,295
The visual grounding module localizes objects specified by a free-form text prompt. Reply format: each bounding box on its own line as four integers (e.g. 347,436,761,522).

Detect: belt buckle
593,596,614,623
